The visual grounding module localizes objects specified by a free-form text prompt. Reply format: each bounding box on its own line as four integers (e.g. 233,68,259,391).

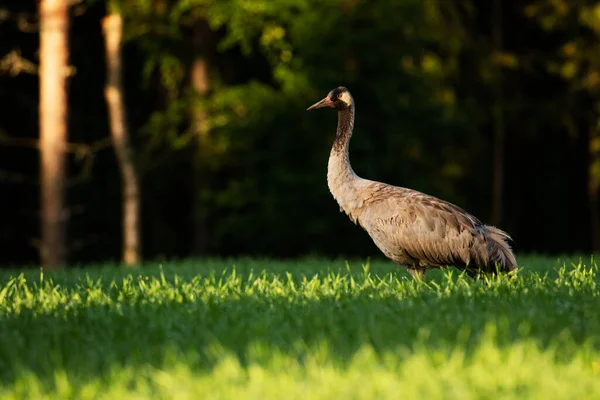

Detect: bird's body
308,86,517,279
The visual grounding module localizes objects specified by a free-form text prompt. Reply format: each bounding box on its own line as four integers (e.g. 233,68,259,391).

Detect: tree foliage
1,0,600,265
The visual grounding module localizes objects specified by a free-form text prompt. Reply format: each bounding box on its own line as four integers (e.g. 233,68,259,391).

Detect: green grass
0,255,599,399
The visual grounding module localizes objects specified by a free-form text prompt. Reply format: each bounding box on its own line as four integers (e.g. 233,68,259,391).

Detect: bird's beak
306,97,331,111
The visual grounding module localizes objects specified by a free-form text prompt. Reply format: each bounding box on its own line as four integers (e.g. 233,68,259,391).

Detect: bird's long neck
327,103,361,210
331,104,355,156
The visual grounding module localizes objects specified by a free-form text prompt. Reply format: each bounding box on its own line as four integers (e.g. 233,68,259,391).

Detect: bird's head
306,86,353,111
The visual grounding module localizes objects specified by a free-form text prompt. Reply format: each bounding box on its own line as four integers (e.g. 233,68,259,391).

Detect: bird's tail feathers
484,225,518,273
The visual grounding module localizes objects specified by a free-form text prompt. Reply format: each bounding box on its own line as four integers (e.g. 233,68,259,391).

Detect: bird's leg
407,268,426,281
465,269,492,286
465,269,481,279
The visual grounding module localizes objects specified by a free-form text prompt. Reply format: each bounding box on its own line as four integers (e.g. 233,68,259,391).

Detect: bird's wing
358,184,484,267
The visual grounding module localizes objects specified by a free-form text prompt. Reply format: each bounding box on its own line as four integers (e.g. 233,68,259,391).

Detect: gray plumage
307,86,517,279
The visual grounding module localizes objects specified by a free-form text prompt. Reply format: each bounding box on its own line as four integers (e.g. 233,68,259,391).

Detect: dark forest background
1,0,599,268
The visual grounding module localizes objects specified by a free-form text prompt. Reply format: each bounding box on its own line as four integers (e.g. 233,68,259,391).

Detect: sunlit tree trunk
190,19,213,256
39,0,69,269
491,0,505,227
102,12,141,265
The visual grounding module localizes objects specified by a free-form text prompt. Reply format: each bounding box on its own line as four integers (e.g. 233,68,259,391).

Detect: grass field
0,255,599,399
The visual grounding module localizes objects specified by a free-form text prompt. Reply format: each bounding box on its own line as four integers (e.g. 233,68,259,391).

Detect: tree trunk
39,0,69,269
491,0,505,227
190,19,213,256
102,13,141,265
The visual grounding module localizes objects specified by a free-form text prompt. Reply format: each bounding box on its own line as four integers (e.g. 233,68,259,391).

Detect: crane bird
307,86,517,279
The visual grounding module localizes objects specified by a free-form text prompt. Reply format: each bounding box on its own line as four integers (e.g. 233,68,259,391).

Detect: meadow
0,255,599,399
